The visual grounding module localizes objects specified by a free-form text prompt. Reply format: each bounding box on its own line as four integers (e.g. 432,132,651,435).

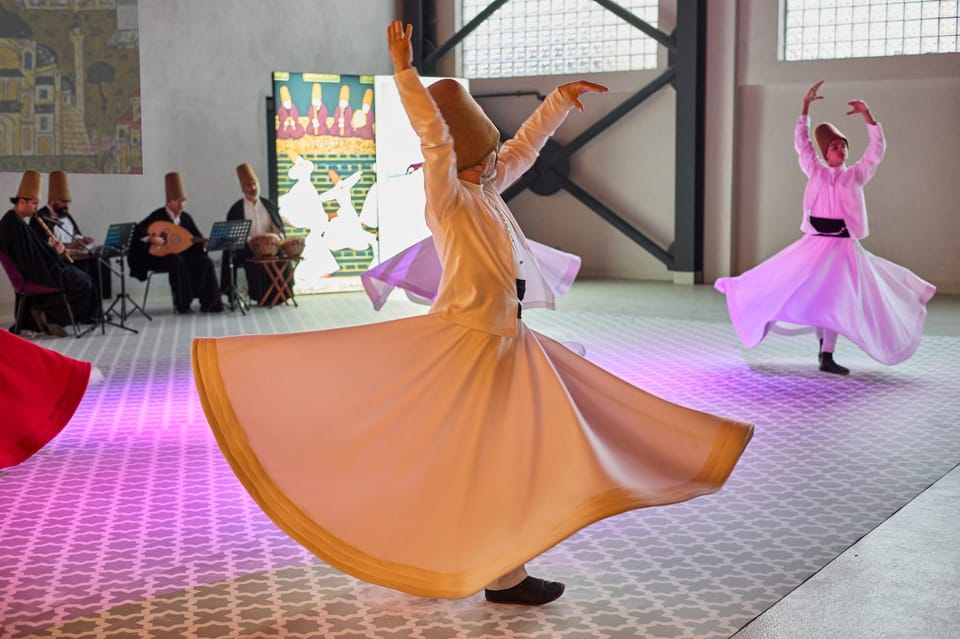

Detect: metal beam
409,0,708,277
591,0,676,52
671,0,707,277
558,174,673,266
422,0,509,74
402,0,426,71
501,66,675,201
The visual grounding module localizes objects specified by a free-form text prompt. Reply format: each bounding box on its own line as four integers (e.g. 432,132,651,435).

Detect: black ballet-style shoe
819,352,850,376
484,576,565,606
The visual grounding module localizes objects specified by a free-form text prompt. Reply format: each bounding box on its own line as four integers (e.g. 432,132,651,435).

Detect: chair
0,252,89,338
140,269,178,314
141,269,157,313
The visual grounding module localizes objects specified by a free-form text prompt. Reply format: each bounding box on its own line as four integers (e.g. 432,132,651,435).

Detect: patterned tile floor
1,282,957,639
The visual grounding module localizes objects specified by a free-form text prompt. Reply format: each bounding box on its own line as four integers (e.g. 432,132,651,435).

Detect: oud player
128,172,222,314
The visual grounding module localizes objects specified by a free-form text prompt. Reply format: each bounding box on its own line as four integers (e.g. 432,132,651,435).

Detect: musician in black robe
0,170,95,334
128,172,222,314
30,171,111,299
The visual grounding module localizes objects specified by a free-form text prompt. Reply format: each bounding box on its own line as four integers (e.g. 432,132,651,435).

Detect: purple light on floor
0,372,314,636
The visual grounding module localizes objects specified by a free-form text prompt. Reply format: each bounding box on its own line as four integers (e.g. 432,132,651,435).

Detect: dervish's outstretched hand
558,81,608,111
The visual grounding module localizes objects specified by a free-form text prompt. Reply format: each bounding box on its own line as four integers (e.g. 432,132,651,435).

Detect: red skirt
0,331,91,468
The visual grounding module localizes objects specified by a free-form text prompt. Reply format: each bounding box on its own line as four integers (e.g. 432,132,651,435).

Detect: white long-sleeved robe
192,69,753,598
715,116,935,364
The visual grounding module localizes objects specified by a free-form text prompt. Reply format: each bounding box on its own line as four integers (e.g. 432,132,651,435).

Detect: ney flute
34,214,74,263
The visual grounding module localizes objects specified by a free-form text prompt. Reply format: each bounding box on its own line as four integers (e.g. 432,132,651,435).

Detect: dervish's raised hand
846,99,870,116
802,80,824,115
846,99,877,125
558,81,608,112
387,20,413,73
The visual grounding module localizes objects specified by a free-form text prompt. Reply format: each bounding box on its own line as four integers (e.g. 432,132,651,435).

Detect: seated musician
0,170,96,336
30,170,111,299
222,163,292,305
128,172,222,314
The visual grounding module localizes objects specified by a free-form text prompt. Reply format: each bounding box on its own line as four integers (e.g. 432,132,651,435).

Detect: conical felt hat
236,163,257,185
48,170,71,202
427,79,499,171
15,170,42,201
815,122,848,159
165,172,186,201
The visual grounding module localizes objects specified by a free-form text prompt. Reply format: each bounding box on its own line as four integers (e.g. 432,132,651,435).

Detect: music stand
208,219,252,315
102,222,149,332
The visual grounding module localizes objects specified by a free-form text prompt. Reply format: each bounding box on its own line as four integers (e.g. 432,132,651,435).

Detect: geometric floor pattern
2,287,958,639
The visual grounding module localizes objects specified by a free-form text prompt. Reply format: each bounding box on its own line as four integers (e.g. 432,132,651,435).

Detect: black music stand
102,222,149,332
208,219,252,315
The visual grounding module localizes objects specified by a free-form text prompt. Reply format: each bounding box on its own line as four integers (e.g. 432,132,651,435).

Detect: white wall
0,0,395,309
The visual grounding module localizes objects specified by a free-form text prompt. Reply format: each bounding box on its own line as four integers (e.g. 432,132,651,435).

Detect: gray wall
0,0,395,309
3,0,958,313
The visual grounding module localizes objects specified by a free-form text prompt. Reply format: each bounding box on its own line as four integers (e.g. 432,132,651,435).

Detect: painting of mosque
0,0,142,174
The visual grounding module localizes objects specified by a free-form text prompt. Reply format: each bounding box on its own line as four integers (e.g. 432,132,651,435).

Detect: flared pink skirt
715,236,935,365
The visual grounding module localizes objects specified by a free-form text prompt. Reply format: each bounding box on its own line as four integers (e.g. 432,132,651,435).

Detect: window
460,0,660,78
782,0,960,61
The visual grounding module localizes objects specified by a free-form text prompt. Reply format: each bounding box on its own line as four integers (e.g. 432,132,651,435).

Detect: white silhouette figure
278,156,340,278
318,168,379,261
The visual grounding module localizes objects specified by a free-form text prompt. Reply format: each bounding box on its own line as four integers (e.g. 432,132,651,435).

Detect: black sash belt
809,216,850,237
517,279,526,319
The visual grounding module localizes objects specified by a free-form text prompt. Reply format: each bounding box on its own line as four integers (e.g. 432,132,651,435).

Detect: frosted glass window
461,0,660,78
782,0,960,60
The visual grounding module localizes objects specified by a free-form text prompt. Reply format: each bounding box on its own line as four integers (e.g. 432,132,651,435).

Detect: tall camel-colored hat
427,79,500,170
814,122,848,159
236,163,257,185
165,172,186,201
279,85,292,104
339,85,350,102
48,170,71,202
311,83,323,101
15,170,42,201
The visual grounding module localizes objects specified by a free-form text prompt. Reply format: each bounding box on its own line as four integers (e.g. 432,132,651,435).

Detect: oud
147,221,204,257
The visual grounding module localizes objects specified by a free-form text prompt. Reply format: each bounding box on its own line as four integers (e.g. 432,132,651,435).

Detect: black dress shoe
201,303,224,313
819,352,850,375
484,576,565,606
175,306,192,315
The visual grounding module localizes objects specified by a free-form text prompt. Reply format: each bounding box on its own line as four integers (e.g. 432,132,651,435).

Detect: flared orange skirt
192,314,752,598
